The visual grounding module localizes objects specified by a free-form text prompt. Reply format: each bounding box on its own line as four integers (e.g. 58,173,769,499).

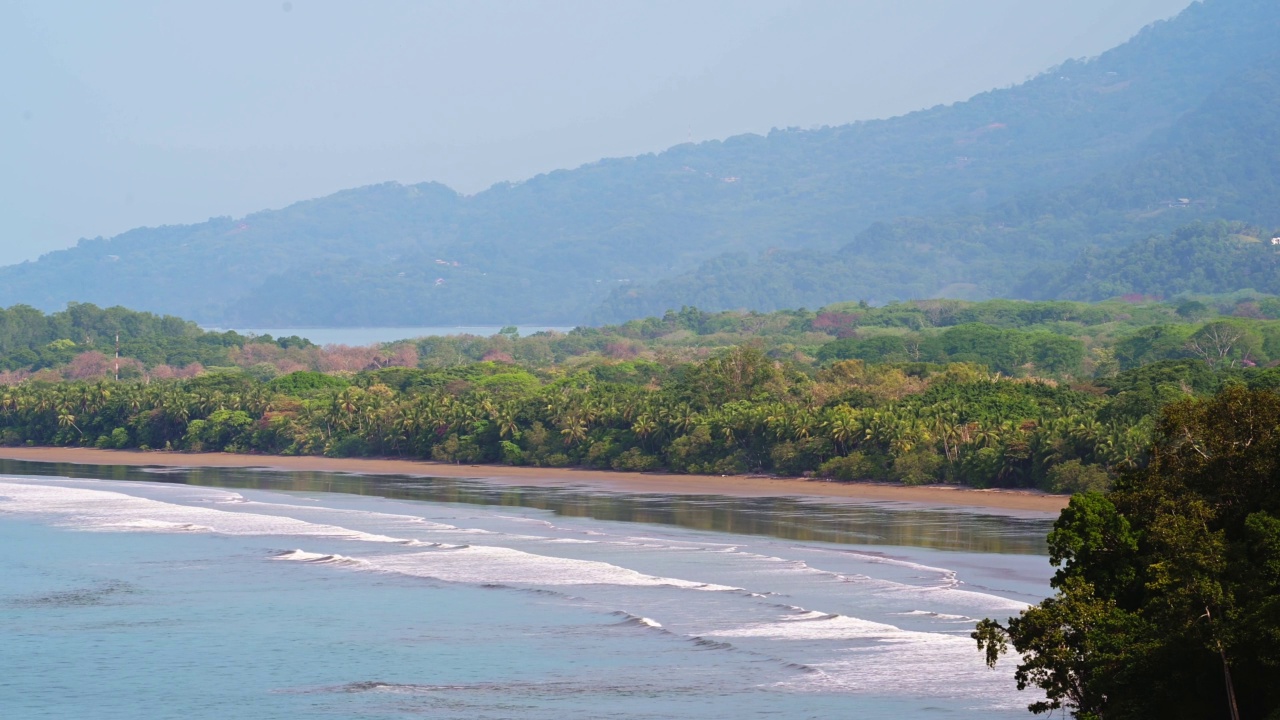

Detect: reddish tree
0,369,31,386
812,312,860,333
319,345,380,372
604,342,639,360
176,362,204,379
385,344,419,368
64,351,111,380
1233,301,1265,319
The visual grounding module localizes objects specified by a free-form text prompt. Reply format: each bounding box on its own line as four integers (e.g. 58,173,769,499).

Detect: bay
0,461,1052,718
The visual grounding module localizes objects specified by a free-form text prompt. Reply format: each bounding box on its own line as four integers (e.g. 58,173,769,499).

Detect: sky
3,0,1192,266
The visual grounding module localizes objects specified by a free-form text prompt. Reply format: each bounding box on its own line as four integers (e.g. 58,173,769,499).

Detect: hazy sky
4,0,1192,265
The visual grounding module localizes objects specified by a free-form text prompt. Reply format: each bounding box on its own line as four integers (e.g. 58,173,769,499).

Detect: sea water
0,463,1053,719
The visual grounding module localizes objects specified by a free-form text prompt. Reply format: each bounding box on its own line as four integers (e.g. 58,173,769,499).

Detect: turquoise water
0,465,1052,718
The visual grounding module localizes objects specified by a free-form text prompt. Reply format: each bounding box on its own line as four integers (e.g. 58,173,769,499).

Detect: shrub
769,437,832,476
499,440,525,465
891,447,944,485
269,371,348,394
665,425,715,472
542,453,570,468
584,438,620,468
328,434,369,458
818,452,877,482
706,453,747,475
1045,459,1112,494
245,362,281,382
612,448,659,472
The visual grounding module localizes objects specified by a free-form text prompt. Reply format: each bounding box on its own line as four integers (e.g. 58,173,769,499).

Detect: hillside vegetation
3,0,1279,325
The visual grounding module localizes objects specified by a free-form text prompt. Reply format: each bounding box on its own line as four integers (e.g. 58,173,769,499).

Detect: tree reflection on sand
0,459,1050,555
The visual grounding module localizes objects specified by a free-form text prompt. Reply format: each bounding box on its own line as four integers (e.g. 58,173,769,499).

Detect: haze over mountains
5,0,1278,327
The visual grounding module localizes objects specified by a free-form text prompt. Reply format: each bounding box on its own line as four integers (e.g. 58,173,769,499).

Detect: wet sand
0,447,1069,513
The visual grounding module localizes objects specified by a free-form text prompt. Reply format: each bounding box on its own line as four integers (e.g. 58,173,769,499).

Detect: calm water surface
0,460,1054,719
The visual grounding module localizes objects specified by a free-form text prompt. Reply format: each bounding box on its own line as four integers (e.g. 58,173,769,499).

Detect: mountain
1024,222,1280,301
600,38,1280,320
3,0,1279,326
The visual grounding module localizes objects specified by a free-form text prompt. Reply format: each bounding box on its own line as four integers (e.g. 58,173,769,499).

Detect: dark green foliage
0,347,1174,490
815,323,1085,375
977,387,1280,718
1045,461,1112,494
1037,223,1280,302
269,371,349,394
0,303,307,373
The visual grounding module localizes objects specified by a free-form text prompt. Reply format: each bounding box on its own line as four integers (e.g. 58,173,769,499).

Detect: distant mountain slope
3,0,1278,325
602,37,1280,320
1025,223,1280,301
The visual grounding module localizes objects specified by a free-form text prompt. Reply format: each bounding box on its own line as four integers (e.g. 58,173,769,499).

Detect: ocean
0,462,1052,719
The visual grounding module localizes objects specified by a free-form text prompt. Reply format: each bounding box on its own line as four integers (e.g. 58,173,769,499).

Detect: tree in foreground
975,386,1280,719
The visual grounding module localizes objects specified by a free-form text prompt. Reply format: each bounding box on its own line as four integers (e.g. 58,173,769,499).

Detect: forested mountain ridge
3,0,1278,326
599,45,1280,319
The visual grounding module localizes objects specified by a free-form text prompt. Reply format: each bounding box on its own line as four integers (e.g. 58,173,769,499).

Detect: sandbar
0,446,1069,513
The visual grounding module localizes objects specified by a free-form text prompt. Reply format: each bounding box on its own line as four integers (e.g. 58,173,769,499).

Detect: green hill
3,0,1278,325
599,41,1280,320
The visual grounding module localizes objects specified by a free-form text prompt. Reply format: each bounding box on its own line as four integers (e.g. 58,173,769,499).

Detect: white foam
894,610,974,621
708,612,902,640
800,545,959,578
714,544,1028,614
275,549,369,568
365,545,742,590
233,498,475,533
1,481,742,592
611,612,665,629
212,493,249,504
102,519,215,533
0,481,408,544
707,610,1032,705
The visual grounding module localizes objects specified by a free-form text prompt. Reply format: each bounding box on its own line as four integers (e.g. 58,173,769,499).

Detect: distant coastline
0,447,1068,513
199,325,577,346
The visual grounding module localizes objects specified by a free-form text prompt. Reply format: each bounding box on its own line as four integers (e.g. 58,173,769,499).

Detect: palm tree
491,403,520,439
56,404,82,438
824,407,862,455
631,414,658,449
560,416,588,446
661,403,698,435
933,413,961,463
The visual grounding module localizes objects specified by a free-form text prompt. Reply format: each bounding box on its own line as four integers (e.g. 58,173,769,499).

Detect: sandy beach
0,446,1070,513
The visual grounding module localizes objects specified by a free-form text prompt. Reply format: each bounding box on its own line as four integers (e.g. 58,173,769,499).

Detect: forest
0,303,312,378
2,296,1279,494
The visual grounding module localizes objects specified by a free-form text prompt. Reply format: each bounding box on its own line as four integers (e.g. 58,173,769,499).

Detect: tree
975,387,1280,719
1185,322,1253,369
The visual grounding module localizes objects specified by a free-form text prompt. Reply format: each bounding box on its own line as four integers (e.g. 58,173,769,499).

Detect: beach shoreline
0,446,1069,513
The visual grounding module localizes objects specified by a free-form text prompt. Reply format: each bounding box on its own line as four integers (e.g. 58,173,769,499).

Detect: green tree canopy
977,386,1280,719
